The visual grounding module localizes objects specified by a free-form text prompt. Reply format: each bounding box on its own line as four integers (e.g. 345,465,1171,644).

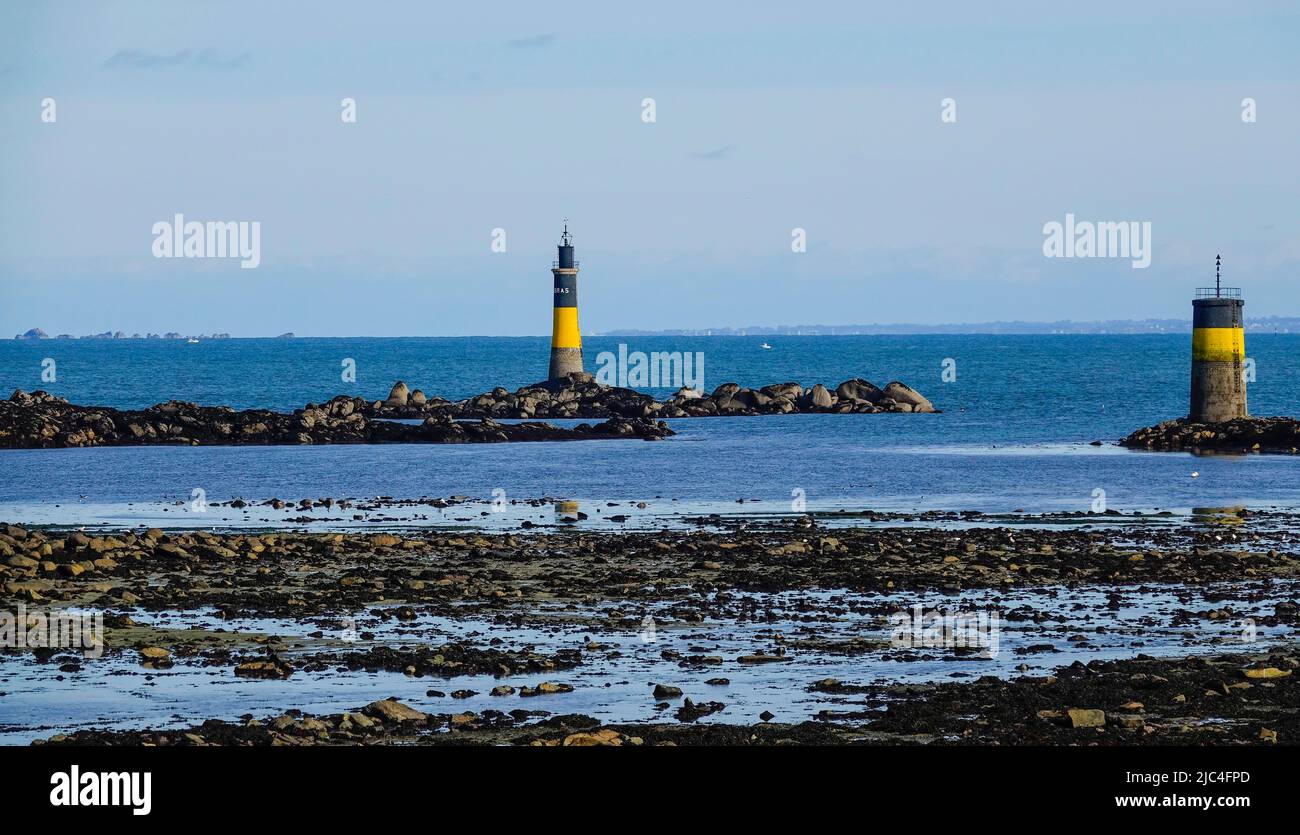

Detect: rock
385,381,410,407
759,710,775,722
363,698,428,723
737,653,790,664
409,390,427,405
562,729,624,746
805,384,834,409
1259,727,1278,743
652,684,683,699
710,383,740,401
520,682,574,697
882,381,935,413
139,647,172,668
760,382,803,401
1242,667,1291,680
835,378,883,404
1067,708,1106,728
675,698,725,722
235,659,293,679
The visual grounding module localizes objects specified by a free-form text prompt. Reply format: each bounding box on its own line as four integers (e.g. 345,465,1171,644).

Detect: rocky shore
1120,416,1300,454
32,648,1299,746
0,389,672,449
370,373,938,419
4,512,1298,611
7,509,1300,608
5,515,1299,747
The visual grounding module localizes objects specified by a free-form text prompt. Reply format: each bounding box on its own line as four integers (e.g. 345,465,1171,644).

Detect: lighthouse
1189,255,1247,423
548,221,584,380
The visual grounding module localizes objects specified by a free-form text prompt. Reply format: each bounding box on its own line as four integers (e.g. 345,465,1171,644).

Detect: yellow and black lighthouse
1189,255,1247,423
548,222,583,380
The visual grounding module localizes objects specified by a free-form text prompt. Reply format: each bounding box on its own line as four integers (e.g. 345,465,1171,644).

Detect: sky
1,0,1297,336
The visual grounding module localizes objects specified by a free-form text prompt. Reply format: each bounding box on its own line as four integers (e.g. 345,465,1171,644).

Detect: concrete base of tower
1190,360,1248,423
548,347,584,380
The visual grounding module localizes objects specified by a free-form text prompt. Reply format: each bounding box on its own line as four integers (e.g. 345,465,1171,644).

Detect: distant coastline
12,328,293,341
11,318,1300,339
600,316,1300,336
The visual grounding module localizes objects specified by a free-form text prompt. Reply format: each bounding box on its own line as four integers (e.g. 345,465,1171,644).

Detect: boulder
882,381,935,413
710,383,741,402
364,698,428,723
562,729,624,746
760,382,803,401
1067,708,1106,728
805,384,835,409
409,390,427,406
718,388,759,411
835,378,884,404
385,381,409,407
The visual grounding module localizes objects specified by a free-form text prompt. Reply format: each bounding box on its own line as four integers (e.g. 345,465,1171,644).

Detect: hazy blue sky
1,1,1297,336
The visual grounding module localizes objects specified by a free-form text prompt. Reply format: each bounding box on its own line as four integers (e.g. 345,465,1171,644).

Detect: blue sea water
1,335,1298,524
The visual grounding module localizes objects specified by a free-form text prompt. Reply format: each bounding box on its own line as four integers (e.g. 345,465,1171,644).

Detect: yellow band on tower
1191,327,1245,363
551,307,581,348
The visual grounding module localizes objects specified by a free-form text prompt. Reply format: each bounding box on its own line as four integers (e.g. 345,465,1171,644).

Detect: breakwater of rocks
370,372,937,419
0,389,672,449
1121,416,1300,454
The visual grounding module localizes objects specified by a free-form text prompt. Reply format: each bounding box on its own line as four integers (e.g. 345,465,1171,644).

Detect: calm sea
2,334,1298,525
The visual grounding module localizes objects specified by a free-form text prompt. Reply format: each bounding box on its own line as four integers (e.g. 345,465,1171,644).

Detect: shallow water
4,418,1300,531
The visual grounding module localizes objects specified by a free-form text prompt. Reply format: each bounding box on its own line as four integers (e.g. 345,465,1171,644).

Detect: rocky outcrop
1120,416,1300,453
372,373,938,420
0,390,673,449
385,381,409,407
0,371,934,449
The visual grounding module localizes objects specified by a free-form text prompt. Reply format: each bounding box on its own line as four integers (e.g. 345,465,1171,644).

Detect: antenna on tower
561,218,572,246
1215,254,1221,297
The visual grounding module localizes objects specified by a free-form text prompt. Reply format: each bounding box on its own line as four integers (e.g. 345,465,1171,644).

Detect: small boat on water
760,342,772,350
186,337,200,344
